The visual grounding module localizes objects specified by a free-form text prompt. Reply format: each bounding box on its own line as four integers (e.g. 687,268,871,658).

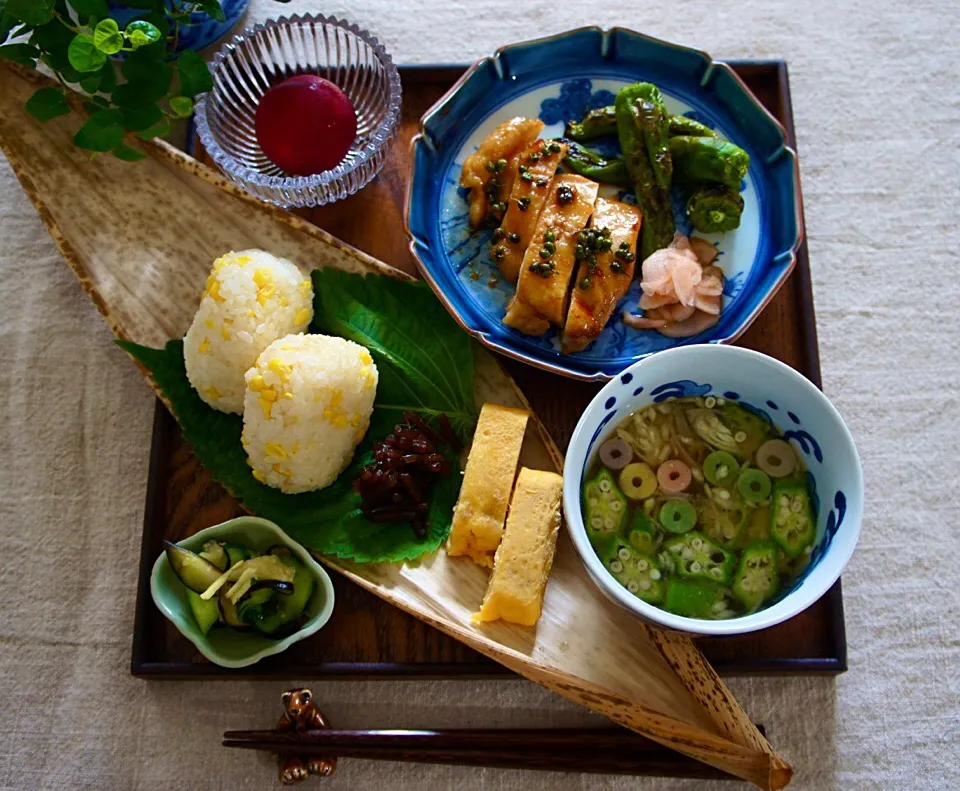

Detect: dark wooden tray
132,60,846,680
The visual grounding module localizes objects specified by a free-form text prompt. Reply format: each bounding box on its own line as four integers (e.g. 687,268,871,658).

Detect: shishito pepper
732,542,780,609
616,84,675,260
582,467,628,550
664,530,736,584
663,578,725,618
668,115,718,139
669,136,750,190
562,140,631,187
770,479,816,557
686,186,745,233
565,106,617,140
601,539,664,604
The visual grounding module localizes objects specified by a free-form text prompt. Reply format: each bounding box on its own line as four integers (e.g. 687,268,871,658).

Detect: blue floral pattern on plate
407,28,803,381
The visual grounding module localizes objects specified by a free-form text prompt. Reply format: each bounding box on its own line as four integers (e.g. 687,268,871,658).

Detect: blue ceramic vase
108,0,249,53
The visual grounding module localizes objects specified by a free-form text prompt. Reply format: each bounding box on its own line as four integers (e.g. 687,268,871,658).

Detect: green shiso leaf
117,271,476,564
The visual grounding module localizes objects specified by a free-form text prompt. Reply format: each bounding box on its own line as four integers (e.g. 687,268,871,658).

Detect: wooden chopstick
223,726,763,779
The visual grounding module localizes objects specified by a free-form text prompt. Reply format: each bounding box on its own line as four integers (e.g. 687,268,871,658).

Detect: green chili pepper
565,105,618,140
770,480,816,557
686,186,745,233
732,542,780,609
669,135,750,190
561,140,631,187
737,468,772,503
668,114,718,138
704,451,741,486
615,84,675,260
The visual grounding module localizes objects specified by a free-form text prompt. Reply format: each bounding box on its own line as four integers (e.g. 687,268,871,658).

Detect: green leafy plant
0,0,269,161
118,270,478,563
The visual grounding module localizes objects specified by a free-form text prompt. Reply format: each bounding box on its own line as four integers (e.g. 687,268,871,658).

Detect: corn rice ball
184,250,313,414
242,334,379,494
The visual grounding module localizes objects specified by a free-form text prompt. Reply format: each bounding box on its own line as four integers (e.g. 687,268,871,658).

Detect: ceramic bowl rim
403,26,805,382
562,344,863,636
150,516,335,668
195,12,402,191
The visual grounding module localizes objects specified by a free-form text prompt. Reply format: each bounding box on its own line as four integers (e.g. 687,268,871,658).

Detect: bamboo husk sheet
0,63,791,790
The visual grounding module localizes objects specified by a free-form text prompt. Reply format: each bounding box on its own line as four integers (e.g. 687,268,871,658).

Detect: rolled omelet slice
447,403,529,567
473,468,563,627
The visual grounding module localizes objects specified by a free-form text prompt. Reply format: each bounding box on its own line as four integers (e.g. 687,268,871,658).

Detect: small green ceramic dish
150,516,335,668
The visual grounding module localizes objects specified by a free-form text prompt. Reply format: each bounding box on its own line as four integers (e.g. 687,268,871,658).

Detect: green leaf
79,72,99,92
67,33,106,72
176,49,211,97
111,143,146,161
0,42,38,66
121,103,162,131
73,107,124,151
29,18,74,51
117,0,162,8
198,0,225,22
136,119,171,140
118,47,171,101
168,94,192,117
97,59,116,92
0,12,22,45
6,0,54,25
124,19,160,49
68,0,110,19
25,86,70,121
115,272,477,563
92,18,123,54
310,270,478,441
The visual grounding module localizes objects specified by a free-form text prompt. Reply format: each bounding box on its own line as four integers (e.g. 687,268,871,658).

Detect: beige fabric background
1,1,958,789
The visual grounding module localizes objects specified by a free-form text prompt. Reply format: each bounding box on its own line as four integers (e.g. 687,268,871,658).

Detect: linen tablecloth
1,1,958,788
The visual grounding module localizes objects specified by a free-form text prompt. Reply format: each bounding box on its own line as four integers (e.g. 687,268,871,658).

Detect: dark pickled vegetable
668,114,718,139
732,542,779,609
249,558,316,636
601,539,664,603
686,186,745,233
164,541,224,594
663,578,725,618
669,136,750,190
771,480,816,557
224,543,252,568
583,467,628,549
664,531,736,584
616,84,676,260
562,140,631,186
565,105,617,140
217,586,249,629
235,587,276,625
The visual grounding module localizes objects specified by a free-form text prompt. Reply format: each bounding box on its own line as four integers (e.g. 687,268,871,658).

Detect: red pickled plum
255,75,358,176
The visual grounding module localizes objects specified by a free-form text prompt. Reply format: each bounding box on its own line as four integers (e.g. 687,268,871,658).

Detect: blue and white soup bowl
562,344,863,636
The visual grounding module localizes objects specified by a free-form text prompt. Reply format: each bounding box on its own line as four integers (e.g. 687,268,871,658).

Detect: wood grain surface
134,62,843,680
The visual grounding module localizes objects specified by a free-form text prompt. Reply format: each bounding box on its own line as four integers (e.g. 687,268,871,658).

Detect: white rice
241,333,379,494
184,250,313,414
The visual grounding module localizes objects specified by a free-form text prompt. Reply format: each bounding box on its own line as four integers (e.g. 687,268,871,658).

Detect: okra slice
732,542,780,608
663,578,726,618
770,480,816,557
627,509,659,554
583,467,628,549
601,539,664,603
699,499,747,548
664,530,736,584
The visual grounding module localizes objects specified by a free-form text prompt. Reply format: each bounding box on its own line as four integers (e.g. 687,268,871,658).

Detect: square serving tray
131,60,846,680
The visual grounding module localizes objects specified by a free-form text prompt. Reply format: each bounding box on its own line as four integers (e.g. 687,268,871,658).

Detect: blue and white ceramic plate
405,28,803,381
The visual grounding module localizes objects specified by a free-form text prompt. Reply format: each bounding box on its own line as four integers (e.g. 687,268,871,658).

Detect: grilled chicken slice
492,139,567,283
503,174,599,334
460,117,544,229
562,198,643,353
